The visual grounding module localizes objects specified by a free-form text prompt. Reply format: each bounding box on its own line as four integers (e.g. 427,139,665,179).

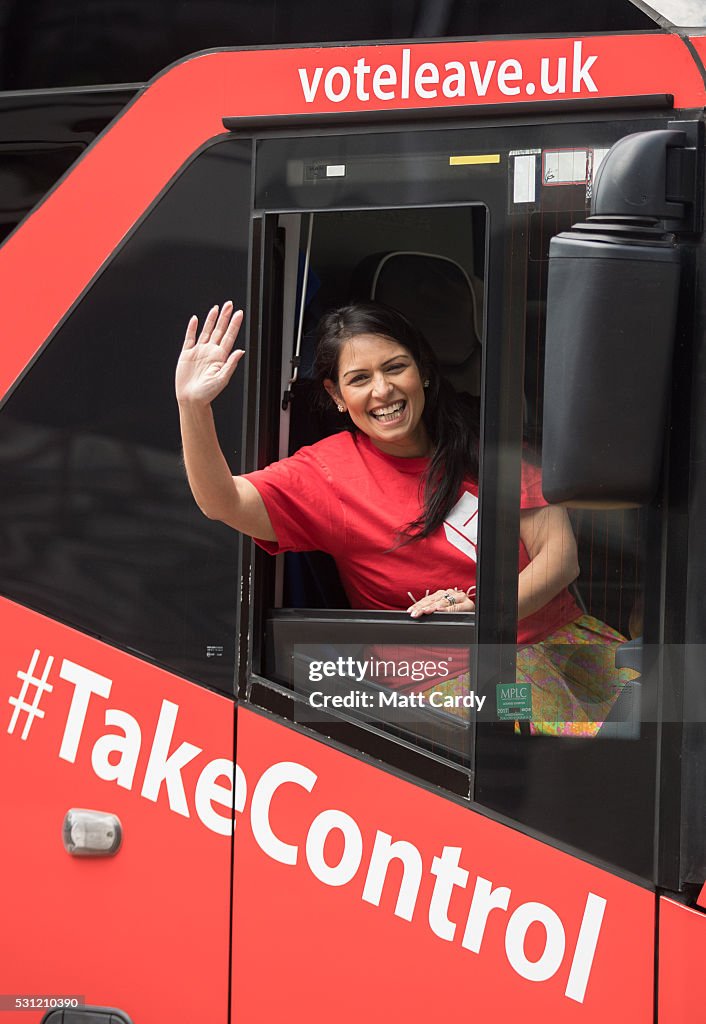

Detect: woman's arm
176,302,276,541
407,507,577,620
518,505,579,620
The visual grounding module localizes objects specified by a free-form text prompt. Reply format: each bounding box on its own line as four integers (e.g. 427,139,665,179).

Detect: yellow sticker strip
449,154,501,166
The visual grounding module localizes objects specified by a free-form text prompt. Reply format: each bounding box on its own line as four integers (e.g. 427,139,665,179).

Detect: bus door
228,107,677,1021
535,115,706,1019
0,136,254,1022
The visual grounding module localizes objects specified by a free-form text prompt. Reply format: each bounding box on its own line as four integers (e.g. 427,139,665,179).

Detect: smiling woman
310,302,482,558
324,333,430,457
176,299,632,734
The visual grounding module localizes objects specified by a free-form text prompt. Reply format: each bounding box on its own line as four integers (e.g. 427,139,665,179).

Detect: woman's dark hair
313,301,480,542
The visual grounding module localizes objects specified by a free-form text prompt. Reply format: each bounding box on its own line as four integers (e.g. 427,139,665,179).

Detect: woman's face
324,333,430,457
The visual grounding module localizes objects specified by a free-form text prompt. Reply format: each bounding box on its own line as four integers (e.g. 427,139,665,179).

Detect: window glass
250,121,666,859
475,196,656,880
255,204,487,770
0,88,136,245
0,137,252,692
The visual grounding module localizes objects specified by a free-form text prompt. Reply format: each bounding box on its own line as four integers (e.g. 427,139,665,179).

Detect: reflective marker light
63,808,123,857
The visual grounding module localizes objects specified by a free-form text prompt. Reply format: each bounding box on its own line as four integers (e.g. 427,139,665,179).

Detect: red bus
1,8,705,1023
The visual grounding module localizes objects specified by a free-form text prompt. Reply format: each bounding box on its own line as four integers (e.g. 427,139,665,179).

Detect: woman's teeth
371,401,405,422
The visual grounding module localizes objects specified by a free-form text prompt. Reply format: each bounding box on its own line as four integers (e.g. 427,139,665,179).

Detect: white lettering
497,58,523,96
415,61,439,98
353,57,371,101
58,660,112,763
355,660,369,683
469,59,496,97
91,709,140,789
234,763,247,821
306,809,363,886
462,876,512,952
140,700,202,816
540,56,567,94
372,64,397,100
429,846,469,941
47,653,609,1004
298,66,323,103
505,902,566,981
572,41,598,93
565,893,606,1003
362,831,423,921
442,61,466,98
401,48,411,99
250,761,317,865
195,757,234,837
299,46,594,108
324,66,351,102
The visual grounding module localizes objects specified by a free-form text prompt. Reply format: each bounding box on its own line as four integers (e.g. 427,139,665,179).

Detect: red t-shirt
244,431,579,646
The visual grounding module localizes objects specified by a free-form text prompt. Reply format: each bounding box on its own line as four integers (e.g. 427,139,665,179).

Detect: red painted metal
658,897,706,1023
0,598,235,1023
232,707,655,1022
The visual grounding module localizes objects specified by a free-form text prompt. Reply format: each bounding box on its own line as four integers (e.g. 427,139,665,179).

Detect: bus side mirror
541,129,695,508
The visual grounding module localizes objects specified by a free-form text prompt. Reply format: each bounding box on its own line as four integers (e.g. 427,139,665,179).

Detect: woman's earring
337,403,345,413
423,379,430,389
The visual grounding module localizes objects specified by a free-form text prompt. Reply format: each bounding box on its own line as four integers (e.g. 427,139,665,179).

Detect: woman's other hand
176,301,244,407
408,588,475,618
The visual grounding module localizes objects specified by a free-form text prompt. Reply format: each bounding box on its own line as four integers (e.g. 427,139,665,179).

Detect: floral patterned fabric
422,614,635,737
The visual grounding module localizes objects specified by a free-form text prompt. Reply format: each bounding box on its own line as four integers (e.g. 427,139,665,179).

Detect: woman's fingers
220,308,244,355
197,304,220,344
189,302,241,351
177,304,244,406
407,589,473,617
408,589,447,617
182,315,199,350
220,348,245,381
437,590,474,613
211,301,234,345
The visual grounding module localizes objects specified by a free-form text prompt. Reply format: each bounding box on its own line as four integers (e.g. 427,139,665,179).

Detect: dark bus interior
255,200,645,733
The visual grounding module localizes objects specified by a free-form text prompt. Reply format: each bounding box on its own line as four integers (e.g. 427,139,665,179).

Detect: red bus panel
0,598,234,1023
232,707,654,1023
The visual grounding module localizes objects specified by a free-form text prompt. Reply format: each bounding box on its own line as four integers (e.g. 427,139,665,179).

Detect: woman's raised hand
176,301,245,407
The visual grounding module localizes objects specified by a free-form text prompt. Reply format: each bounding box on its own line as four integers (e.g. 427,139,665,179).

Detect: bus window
248,204,487,777
244,121,670,831
0,136,253,693
475,201,656,880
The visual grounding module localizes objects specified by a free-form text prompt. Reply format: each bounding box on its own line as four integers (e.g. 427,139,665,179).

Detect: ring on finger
444,592,457,606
